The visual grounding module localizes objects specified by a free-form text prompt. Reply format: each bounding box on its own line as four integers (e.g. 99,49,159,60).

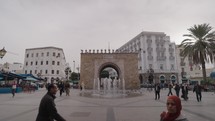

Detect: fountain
90,77,127,98
79,76,143,99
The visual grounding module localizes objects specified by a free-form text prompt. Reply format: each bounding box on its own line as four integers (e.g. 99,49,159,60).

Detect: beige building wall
80,51,139,89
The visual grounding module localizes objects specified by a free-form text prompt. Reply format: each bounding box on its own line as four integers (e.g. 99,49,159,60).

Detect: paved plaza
0,88,215,121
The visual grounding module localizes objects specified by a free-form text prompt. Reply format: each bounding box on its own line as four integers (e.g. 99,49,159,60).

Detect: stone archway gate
80,50,140,89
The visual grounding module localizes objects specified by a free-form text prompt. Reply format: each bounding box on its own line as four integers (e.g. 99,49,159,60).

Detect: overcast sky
1,0,215,68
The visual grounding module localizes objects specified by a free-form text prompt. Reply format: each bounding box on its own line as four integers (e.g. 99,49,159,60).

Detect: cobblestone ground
0,88,215,121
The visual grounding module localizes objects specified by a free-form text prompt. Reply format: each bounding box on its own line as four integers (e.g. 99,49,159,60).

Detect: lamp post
73,61,75,72
0,47,7,59
76,66,80,80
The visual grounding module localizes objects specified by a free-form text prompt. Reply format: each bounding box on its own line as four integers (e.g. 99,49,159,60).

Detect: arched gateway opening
99,62,120,80
80,50,140,90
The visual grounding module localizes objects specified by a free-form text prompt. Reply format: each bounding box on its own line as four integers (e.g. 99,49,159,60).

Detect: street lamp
0,47,7,59
73,61,75,72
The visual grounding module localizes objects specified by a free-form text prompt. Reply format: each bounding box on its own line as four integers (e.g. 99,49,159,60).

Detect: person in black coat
174,83,180,97
154,83,161,100
36,84,66,121
193,83,202,102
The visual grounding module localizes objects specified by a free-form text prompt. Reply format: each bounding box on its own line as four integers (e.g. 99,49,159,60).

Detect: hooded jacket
36,92,66,121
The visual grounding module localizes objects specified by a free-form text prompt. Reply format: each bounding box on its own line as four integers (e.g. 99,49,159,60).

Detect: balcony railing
169,48,174,52
147,56,153,60
157,56,166,61
169,56,175,60
180,62,186,66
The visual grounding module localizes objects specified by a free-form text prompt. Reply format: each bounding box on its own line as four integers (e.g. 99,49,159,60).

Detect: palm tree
179,23,215,84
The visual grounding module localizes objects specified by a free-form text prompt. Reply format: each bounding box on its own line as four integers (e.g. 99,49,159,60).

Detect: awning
23,77,38,82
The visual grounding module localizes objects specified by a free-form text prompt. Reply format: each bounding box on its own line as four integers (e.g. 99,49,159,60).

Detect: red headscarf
160,95,182,121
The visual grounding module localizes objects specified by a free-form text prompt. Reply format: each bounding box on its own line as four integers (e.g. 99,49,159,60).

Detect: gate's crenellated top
81,49,138,54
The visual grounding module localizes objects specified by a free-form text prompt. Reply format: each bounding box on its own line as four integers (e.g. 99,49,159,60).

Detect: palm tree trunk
201,58,207,85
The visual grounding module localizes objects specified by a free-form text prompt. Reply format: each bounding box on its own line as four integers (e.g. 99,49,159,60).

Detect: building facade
23,47,67,83
118,31,179,84
176,45,214,84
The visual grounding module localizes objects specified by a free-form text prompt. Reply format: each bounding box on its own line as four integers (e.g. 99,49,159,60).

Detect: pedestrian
160,95,188,121
65,81,70,96
167,83,173,96
154,83,161,100
193,83,202,102
11,82,17,98
58,82,64,96
181,83,189,101
36,84,66,121
174,83,180,97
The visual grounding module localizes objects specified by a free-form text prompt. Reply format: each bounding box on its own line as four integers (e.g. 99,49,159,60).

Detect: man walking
193,83,202,102
11,82,16,98
174,83,180,97
167,83,173,96
36,84,66,121
154,83,161,100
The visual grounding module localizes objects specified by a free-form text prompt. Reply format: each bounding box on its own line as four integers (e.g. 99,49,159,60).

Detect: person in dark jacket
36,84,66,121
174,83,180,97
167,83,173,96
155,83,161,100
193,83,202,102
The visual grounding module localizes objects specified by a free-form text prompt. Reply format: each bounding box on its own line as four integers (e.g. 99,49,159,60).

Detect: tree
71,72,79,80
179,23,215,84
100,70,109,78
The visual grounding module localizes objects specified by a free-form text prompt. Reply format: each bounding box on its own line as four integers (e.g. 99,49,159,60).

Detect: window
40,70,42,74
35,70,37,74
26,62,28,66
46,61,48,65
31,53,34,57
41,53,44,57
30,70,32,74
57,61,60,65
25,70,27,74
52,61,55,65
171,64,174,70
41,61,43,65
53,52,56,56
57,53,60,57
149,64,152,68
52,70,54,74
161,52,164,56
35,61,38,65
57,70,59,74
160,64,163,70
36,53,39,57
26,54,29,58
45,70,48,74
182,68,184,72
47,52,49,56
31,61,33,66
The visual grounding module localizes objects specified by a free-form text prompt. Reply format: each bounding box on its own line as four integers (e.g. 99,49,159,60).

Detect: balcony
147,56,153,60
147,47,153,52
147,39,152,43
156,47,166,52
180,62,186,66
157,56,166,61
169,56,175,60
169,48,174,52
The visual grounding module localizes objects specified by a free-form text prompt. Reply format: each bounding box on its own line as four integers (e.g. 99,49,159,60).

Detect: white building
23,47,67,83
118,31,179,84
0,62,23,73
176,45,214,84
8,62,24,74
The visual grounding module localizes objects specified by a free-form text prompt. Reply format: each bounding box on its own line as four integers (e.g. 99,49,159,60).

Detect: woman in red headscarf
160,95,188,121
